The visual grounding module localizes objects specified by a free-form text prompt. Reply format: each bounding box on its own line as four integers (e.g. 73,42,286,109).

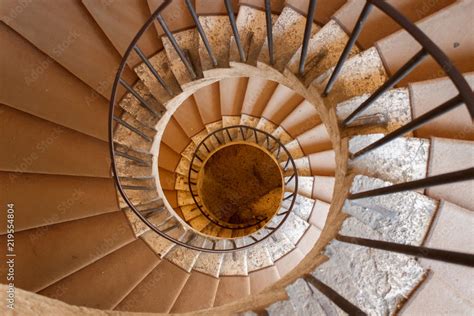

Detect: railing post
323,2,373,96
298,0,318,75
265,0,274,65
225,0,246,62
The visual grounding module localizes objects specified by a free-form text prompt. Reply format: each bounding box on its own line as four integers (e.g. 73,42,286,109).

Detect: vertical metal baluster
323,2,373,96
225,0,246,62
156,14,197,79
133,45,174,96
265,0,274,65
298,0,318,75
343,49,428,125
184,0,218,67
119,78,159,116
351,94,463,159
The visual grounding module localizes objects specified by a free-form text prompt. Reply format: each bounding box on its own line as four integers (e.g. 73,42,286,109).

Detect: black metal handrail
187,125,298,233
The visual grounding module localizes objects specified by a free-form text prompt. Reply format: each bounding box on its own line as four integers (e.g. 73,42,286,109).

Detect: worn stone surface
287,19,360,84
345,175,438,246
349,134,430,184
177,190,196,206
236,6,278,65
337,88,412,134
280,212,309,244
286,278,325,316
282,194,315,222
313,47,388,108
141,226,186,257
118,80,164,128
220,249,248,276
259,7,319,71
192,240,225,278
266,299,296,316
134,50,181,104
276,139,305,161
113,112,155,153
162,29,201,87
285,175,314,198
180,204,201,221
240,113,260,128
165,234,205,272
115,143,153,177
314,217,426,315
284,156,311,176
264,231,295,261
120,177,158,206
272,126,293,145
246,242,274,272
198,16,233,70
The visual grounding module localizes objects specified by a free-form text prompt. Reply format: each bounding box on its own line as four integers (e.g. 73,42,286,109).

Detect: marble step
164,233,206,273
336,87,412,135
192,239,225,278
345,174,438,246
348,134,429,184
312,217,426,315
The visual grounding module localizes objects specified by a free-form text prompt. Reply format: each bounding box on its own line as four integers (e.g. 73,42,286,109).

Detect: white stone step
281,194,315,222
345,175,438,246
192,239,225,278
219,242,248,276
336,88,412,134
198,15,233,70
266,299,297,316
287,19,360,85
279,212,310,245
313,217,426,315
286,278,325,315
246,240,274,273
349,134,429,184
141,225,186,258
164,233,205,272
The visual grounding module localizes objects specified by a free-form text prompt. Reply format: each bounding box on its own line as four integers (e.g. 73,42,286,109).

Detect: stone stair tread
308,199,330,231
140,225,186,258
287,19,360,85
426,137,474,211
409,73,474,141
286,278,326,315
220,242,249,276
312,47,388,107
114,112,156,153
162,28,202,87
336,87,411,134
258,6,319,71
279,212,310,245
345,174,438,246
38,238,160,310
198,15,233,70
213,276,251,307
192,240,225,278
170,271,220,313
314,217,426,315
114,259,190,313
0,211,135,292
241,77,279,118
282,194,315,221
0,172,118,233
349,134,429,184
121,199,167,237
246,241,274,272
134,50,182,104
266,299,297,316
164,233,206,273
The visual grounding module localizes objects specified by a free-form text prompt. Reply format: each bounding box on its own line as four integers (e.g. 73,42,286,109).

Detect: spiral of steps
0,0,473,315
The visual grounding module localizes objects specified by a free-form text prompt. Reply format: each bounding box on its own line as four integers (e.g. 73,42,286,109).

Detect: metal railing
187,125,298,231
108,0,473,292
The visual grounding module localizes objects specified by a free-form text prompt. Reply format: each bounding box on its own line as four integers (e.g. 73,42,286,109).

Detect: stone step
140,224,187,258
258,6,319,72
348,134,429,184
241,77,279,120
220,77,249,132
134,50,182,104
113,112,156,153
234,5,278,65
336,87,411,135
282,194,316,222
0,24,109,141
1,0,137,99
246,240,275,272
284,175,335,203
261,84,305,127
273,100,321,142
410,73,474,141
114,259,190,313
0,105,110,178
0,172,118,233
376,0,473,85
345,174,438,245
249,266,280,294
170,271,220,313
38,238,160,310
285,278,326,315
198,15,233,70
266,299,297,315
192,239,225,278
162,29,203,87
312,47,388,108
173,96,207,141
161,117,192,155
121,199,168,237
220,247,249,276
284,149,336,177
313,217,426,315
213,276,251,307
0,212,135,292
286,0,345,25
286,19,360,85
164,233,206,273
115,143,154,177
426,137,474,210
119,177,159,207
401,201,474,314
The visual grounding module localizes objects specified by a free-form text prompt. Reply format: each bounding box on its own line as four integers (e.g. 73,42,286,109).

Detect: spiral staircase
0,0,473,315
